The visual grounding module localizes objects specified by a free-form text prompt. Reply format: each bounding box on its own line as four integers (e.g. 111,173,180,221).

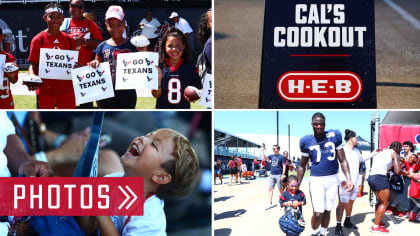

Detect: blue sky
214,111,388,140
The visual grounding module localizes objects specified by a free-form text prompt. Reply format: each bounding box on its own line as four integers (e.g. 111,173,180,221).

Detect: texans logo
122,59,131,67
66,55,74,62
76,75,84,82
101,87,107,92
122,77,128,82
45,69,50,74
159,21,170,35
66,70,71,75
147,76,152,82
145,58,153,66
45,53,53,60
81,92,86,97
96,69,105,76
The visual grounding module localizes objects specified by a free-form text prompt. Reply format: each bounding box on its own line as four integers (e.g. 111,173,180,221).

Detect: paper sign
115,52,159,91
199,73,213,108
0,54,5,73
260,0,376,108
39,48,79,80
71,62,114,105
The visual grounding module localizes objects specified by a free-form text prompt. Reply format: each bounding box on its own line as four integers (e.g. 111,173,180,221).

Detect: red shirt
0,50,17,108
28,30,76,96
64,19,103,65
403,160,420,198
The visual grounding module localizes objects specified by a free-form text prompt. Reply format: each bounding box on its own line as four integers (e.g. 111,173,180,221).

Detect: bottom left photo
0,111,211,236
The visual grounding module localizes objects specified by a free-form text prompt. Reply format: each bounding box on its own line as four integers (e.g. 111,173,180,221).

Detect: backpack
389,174,404,193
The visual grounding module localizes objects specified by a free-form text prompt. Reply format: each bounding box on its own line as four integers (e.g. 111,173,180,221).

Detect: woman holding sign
27,3,77,109
87,5,137,109
61,0,103,109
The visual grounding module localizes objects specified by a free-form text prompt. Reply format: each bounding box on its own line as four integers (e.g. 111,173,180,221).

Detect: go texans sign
259,0,376,108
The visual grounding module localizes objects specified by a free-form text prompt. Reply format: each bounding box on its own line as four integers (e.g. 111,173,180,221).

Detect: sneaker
379,222,386,227
398,212,406,217
344,220,358,229
265,204,275,210
371,225,389,233
335,225,344,236
386,209,393,214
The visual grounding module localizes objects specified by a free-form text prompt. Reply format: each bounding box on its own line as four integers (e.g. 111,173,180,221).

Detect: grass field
13,95,206,109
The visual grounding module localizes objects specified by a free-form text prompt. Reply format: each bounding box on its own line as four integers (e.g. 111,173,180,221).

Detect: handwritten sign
0,54,5,73
71,62,114,105
115,52,159,91
199,73,212,108
39,48,79,80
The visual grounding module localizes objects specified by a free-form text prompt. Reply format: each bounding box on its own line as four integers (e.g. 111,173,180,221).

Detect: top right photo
215,0,420,108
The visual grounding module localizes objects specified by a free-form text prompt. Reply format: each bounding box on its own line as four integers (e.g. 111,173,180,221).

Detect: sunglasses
289,184,299,187
70,4,84,9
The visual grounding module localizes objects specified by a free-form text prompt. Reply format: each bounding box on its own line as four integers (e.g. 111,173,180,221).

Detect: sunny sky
214,110,389,140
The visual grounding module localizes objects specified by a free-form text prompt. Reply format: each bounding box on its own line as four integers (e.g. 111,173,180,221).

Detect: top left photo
0,0,212,109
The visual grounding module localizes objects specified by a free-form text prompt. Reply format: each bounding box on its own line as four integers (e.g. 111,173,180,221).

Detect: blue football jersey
299,129,343,176
156,59,203,109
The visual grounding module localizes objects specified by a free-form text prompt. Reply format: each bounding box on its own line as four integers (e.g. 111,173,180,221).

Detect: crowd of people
1,0,212,109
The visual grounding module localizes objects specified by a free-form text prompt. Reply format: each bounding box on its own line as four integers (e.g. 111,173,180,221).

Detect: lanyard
72,111,104,177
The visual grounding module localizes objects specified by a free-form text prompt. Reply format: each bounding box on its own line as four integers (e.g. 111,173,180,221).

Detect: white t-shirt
338,146,377,186
175,17,193,34
106,172,167,236
370,149,395,176
0,111,14,177
139,18,161,39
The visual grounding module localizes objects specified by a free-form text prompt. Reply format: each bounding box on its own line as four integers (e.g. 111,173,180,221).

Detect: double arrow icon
118,185,138,210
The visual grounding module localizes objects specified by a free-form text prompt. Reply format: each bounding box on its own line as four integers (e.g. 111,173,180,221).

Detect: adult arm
391,151,401,175
297,156,308,187
337,148,354,191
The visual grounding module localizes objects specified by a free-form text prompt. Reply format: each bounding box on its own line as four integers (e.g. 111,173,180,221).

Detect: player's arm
297,156,308,187
337,148,354,191
391,151,401,175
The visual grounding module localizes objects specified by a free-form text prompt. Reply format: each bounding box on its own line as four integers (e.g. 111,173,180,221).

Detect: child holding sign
27,3,77,109
87,5,137,109
0,27,19,109
152,27,202,109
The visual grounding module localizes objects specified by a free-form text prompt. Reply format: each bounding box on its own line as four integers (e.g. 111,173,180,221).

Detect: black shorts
230,168,238,175
368,174,390,191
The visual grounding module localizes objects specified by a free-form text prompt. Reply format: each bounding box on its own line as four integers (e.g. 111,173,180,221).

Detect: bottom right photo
214,110,420,236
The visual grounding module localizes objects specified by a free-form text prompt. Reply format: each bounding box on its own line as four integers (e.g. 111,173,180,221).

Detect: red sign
277,71,363,102
379,125,420,149
0,177,144,216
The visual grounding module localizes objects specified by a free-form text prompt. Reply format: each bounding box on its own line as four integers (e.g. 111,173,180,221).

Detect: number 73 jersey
299,129,343,177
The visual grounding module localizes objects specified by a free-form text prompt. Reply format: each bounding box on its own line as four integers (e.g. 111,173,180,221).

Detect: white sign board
115,52,159,91
0,54,5,74
39,48,79,80
199,73,213,108
71,62,114,105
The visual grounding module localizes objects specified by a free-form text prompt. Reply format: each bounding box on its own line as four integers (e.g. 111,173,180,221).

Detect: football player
297,112,353,236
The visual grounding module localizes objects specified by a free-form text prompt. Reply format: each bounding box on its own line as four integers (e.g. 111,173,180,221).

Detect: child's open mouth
128,143,141,156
